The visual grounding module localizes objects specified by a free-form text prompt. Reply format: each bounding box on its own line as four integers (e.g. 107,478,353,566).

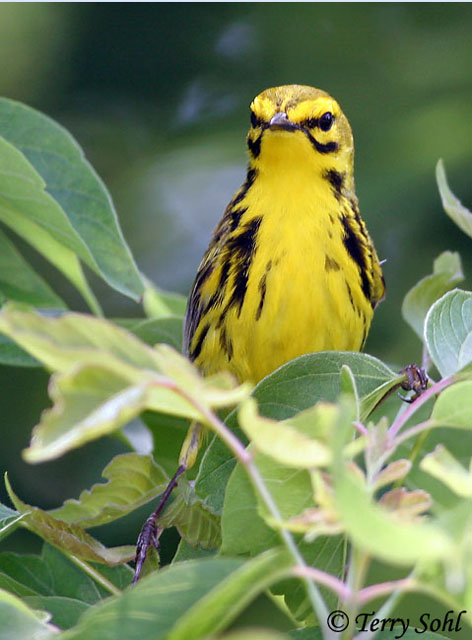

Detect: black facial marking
305,131,338,154
247,133,262,158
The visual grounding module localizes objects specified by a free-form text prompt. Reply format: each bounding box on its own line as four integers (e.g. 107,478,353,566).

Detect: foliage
0,102,472,640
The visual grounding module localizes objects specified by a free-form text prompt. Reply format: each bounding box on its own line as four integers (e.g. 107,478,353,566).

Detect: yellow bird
134,84,385,580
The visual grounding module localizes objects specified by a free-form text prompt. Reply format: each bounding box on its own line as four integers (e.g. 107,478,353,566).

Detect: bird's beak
269,112,298,131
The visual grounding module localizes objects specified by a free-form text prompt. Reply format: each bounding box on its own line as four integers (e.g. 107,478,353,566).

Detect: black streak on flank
227,216,263,316
325,255,340,271
341,215,372,303
345,280,355,311
230,207,247,231
219,324,234,361
190,322,210,361
324,169,344,200
247,133,262,158
207,258,231,311
232,168,257,207
256,273,267,320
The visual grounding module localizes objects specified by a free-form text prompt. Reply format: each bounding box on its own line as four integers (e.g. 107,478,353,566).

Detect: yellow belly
196,198,373,383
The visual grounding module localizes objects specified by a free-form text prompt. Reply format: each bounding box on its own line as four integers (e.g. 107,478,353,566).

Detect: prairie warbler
134,84,385,580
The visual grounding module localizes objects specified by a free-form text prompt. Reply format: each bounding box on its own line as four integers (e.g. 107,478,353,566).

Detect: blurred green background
1,3,471,551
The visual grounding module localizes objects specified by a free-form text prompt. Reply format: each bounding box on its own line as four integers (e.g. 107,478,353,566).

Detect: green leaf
436,158,472,238
221,445,344,620
0,97,144,301
117,316,184,351
237,398,332,468
160,482,221,549
143,411,190,476
420,445,472,498
425,289,472,377
4,475,135,566
50,453,169,527
402,251,464,339
250,351,400,423
0,227,65,308
61,554,289,640
24,597,88,631
0,589,57,640
0,334,39,367
0,544,131,603
0,504,26,542
142,276,187,319
196,352,400,513
0,544,132,628
167,550,291,640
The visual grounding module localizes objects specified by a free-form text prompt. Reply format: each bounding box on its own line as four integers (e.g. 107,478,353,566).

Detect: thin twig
150,376,333,638
293,565,352,601
358,577,416,606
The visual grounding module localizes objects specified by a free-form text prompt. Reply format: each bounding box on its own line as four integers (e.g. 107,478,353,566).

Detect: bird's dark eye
319,112,334,131
250,111,259,128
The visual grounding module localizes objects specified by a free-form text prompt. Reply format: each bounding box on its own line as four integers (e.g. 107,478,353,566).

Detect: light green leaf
425,289,472,377
0,227,65,308
0,208,102,315
5,475,135,566
421,445,472,498
436,158,472,238
23,364,150,463
0,97,144,301
0,307,162,373
334,464,451,566
50,453,169,527
0,310,249,435
431,381,472,429
238,398,332,468
61,554,289,640
0,589,58,640
402,251,464,339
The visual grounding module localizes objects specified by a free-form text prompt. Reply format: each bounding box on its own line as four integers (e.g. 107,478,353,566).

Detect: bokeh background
1,3,471,552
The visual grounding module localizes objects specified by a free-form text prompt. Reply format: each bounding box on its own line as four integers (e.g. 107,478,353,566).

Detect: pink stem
388,376,454,439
